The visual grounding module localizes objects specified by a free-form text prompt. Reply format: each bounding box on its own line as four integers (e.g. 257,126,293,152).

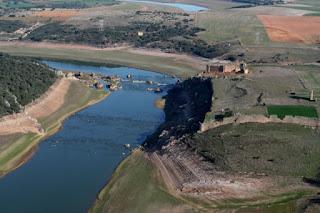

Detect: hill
0,54,56,116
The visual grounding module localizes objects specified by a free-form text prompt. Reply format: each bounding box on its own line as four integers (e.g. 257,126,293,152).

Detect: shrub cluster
26,22,232,58
0,20,27,33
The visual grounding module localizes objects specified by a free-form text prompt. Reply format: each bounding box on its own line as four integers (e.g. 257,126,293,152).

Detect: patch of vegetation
188,123,320,177
0,20,27,33
214,108,233,121
0,53,56,116
26,21,234,58
0,133,38,175
267,105,318,119
0,133,23,151
304,12,320,16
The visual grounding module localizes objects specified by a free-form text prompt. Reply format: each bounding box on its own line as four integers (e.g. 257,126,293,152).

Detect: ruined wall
207,65,223,73
224,64,236,73
200,114,320,132
206,63,240,74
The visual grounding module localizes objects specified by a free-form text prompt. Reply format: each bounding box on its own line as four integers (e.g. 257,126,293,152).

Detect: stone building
203,60,249,76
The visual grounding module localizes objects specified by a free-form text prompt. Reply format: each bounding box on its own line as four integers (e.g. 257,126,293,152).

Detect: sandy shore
0,41,207,69
0,41,129,51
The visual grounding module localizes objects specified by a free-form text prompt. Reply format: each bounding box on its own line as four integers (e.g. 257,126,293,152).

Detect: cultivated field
31,9,82,20
267,105,318,119
196,11,270,46
259,15,320,44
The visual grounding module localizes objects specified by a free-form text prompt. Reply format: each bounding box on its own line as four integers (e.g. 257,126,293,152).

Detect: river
121,0,208,12
0,61,177,213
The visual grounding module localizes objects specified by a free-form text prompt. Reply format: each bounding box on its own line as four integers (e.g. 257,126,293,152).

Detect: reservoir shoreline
0,79,109,177
0,60,177,213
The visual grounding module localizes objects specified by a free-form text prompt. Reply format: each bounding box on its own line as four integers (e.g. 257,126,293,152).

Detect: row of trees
0,54,57,116
232,0,284,5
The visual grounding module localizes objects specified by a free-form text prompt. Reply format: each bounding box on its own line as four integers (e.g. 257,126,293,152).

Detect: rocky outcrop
143,77,213,150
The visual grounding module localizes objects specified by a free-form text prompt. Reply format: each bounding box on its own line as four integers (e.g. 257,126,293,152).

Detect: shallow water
0,61,176,213
122,0,208,12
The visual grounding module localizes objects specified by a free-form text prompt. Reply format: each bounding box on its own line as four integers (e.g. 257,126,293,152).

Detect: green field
196,11,270,46
267,105,318,119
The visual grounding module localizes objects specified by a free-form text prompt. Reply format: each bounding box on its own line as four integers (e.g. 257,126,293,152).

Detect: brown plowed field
258,15,320,44
32,9,82,20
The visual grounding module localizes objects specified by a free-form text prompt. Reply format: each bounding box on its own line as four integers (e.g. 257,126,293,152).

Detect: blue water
0,62,177,213
122,0,208,12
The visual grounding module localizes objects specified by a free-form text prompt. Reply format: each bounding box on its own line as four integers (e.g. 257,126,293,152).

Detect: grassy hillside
90,150,183,213
191,123,320,177
0,53,56,116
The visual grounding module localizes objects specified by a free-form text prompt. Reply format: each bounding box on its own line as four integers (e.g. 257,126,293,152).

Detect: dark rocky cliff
144,77,213,151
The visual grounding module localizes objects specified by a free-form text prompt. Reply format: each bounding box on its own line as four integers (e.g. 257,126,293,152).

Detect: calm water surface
0,61,177,213
122,0,208,12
